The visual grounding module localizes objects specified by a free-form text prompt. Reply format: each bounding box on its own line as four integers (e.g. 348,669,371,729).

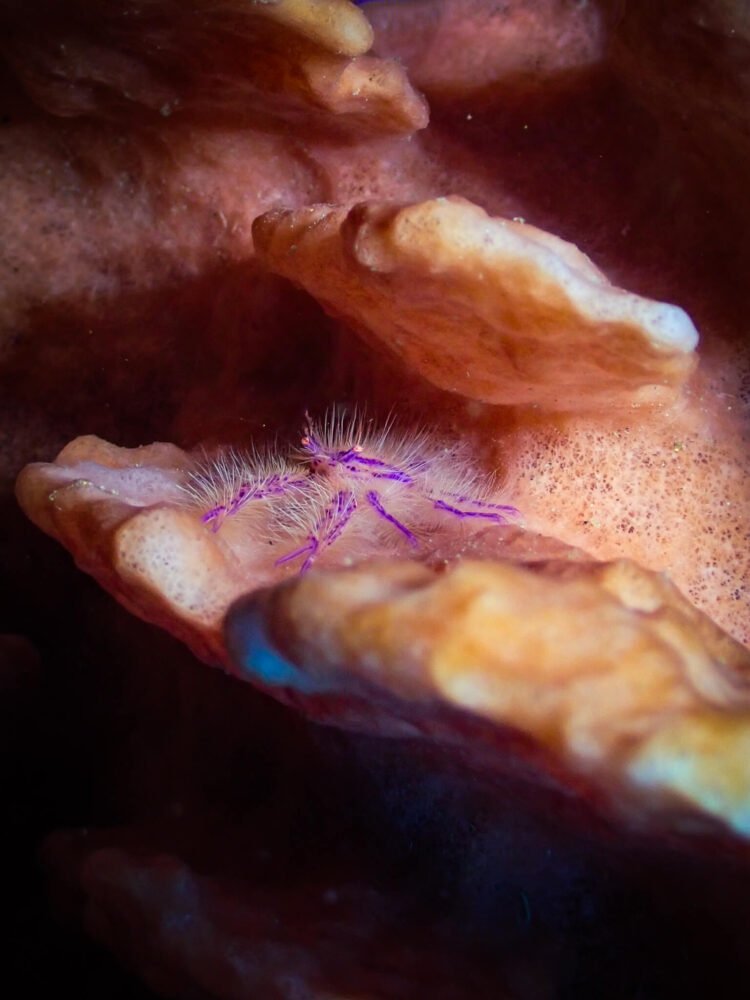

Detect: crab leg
276,489,357,572
202,474,307,531
433,497,519,523
339,452,415,484
366,490,419,547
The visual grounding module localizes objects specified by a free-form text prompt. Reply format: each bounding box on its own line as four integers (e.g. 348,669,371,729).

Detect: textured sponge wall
506,360,750,645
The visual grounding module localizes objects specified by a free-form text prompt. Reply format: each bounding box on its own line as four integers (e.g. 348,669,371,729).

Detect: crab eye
300,436,311,447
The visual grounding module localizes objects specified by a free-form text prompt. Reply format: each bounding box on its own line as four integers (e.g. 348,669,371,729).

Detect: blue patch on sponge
225,602,333,694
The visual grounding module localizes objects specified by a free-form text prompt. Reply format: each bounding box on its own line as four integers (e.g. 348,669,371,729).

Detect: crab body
183,410,519,571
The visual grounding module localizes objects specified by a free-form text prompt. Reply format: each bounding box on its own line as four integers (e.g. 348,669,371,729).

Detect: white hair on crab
180,408,520,571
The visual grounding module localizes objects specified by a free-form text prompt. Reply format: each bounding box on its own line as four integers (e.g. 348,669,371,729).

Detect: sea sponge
253,196,698,411
229,557,750,837
0,0,426,132
16,426,750,840
14,420,530,662
6,0,750,994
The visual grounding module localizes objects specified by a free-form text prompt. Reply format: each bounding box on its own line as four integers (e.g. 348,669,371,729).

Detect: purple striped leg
433,495,519,524
366,490,419,547
276,489,357,573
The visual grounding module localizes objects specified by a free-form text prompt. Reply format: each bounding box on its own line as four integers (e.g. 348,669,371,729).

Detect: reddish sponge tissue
4,1,750,997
